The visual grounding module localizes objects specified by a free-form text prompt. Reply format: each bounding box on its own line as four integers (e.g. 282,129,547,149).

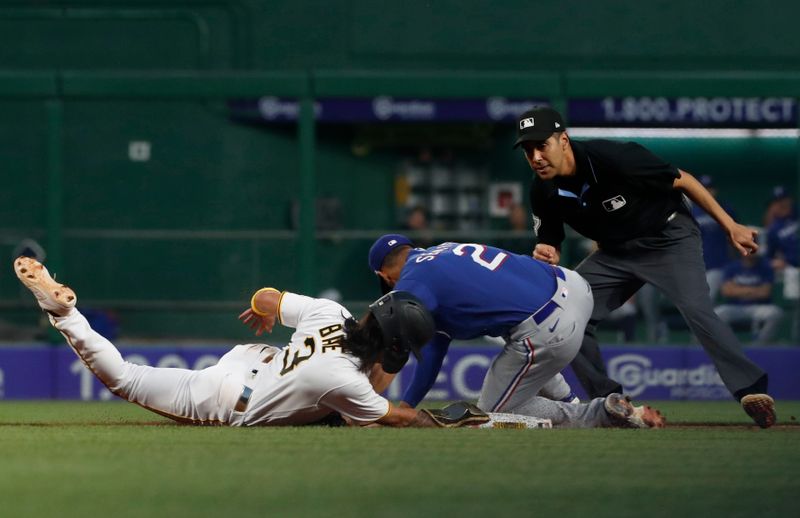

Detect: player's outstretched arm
375,402,490,428
401,333,450,407
239,287,280,335
375,405,438,427
368,363,396,393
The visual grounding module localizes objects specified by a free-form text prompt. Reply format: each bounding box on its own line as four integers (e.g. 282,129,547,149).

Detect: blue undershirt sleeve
401,332,451,408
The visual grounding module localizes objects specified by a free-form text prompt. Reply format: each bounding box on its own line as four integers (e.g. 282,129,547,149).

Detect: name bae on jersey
280,324,344,375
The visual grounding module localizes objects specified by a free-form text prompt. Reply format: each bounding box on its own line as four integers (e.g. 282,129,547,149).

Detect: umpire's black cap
513,106,566,148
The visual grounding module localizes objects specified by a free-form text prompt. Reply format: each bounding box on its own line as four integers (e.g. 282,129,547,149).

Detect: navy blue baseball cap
368,234,413,273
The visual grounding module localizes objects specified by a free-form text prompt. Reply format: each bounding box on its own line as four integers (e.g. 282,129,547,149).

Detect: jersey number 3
452,243,508,271
279,324,344,376
280,336,315,375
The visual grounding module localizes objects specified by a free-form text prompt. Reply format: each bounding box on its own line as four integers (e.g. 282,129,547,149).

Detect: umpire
513,106,776,428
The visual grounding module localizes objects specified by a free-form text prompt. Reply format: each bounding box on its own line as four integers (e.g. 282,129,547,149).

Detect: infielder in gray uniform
368,237,665,428
514,106,776,428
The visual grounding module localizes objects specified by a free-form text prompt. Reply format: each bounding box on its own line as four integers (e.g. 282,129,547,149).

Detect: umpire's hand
727,223,759,257
533,244,560,265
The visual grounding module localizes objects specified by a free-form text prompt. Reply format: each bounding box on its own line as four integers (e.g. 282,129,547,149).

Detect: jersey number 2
452,243,508,271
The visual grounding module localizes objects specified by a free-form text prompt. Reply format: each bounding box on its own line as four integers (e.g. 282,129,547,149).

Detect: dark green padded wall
0,4,242,69
63,100,297,230
0,1,798,339
0,100,49,309
0,100,49,231
3,2,800,72
61,99,303,304
247,0,800,71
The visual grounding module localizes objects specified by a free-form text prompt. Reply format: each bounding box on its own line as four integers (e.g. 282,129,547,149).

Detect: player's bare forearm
721,283,771,300
721,282,750,298
368,364,395,393
409,411,438,427
749,284,772,300
376,405,437,428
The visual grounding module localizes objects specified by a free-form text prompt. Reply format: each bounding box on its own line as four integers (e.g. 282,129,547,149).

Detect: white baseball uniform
51,291,389,426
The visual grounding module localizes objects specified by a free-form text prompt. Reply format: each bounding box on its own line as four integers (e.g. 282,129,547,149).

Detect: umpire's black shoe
741,394,776,429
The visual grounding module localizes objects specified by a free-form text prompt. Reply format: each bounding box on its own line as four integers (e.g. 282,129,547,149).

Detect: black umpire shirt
530,139,690,250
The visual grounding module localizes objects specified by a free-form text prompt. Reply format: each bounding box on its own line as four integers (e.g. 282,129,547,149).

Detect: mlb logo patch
519,117,535,130
602,195,627,212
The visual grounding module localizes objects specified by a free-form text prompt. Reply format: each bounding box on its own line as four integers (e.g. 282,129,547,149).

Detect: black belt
532,266,566,325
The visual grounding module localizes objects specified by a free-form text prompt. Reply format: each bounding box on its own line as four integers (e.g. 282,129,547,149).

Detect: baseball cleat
604,393,666,429
14,256,76,317
741,394,776,429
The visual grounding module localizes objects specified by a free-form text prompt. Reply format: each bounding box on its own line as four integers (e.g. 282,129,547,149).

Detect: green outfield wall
0,1,798,340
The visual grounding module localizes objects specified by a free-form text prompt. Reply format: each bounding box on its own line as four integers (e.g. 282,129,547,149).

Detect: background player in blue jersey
714,254,784,343
765,185,798,272
368,234,665,428
692,175,739,302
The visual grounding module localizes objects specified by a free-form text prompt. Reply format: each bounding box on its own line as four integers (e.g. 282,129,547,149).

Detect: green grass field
1,400,797,518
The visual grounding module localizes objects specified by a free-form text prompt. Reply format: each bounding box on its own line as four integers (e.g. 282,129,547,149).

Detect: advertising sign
569,97,798,127
1,344,797,401
229,97,547,123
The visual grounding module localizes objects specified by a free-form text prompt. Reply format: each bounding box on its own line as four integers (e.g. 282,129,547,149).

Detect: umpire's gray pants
575,213,766,399
477,267,594,412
